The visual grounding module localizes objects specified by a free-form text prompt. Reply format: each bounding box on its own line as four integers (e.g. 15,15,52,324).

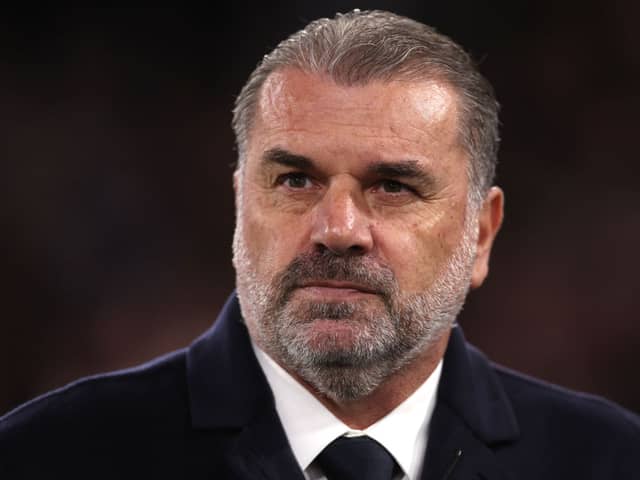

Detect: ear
470,186,504,289
233,169,240,193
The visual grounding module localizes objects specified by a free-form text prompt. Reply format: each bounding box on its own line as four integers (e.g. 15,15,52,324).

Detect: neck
291,330,450,430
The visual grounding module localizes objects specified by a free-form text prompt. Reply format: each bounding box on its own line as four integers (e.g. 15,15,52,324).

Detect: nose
310,182,374,256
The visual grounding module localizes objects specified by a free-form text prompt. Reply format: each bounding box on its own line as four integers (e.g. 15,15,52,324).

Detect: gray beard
233,213,477,403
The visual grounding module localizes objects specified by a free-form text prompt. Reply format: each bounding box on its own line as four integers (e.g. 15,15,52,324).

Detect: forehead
249,68,464,170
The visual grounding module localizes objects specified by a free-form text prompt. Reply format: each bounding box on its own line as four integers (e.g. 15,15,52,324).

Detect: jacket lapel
186,294,305,480
225,405,308,479
421,402,515,480
421,327,520,480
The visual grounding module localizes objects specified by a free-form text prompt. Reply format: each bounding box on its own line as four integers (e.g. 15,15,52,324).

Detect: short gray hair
232,9,500,205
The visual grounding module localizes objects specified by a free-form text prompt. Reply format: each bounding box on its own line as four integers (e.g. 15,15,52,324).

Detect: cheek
240,191,310,277
373,215,462,291
240,210,279,275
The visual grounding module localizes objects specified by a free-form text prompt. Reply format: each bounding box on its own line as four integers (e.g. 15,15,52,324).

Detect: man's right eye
276,173,313,189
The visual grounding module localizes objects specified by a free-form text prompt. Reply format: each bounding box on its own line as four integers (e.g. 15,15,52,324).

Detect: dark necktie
316,435,400,480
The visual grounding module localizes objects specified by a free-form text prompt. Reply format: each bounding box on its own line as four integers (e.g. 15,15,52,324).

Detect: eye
276,172,314,189
377,179,412,194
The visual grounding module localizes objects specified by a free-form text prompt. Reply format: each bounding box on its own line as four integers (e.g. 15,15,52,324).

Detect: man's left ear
470,186,504,289
233,169,240,193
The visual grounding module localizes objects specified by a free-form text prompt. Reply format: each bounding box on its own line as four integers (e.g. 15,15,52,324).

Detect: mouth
295,280,379,299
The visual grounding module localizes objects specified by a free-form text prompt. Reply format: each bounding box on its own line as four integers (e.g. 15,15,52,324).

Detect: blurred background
2,2,639,416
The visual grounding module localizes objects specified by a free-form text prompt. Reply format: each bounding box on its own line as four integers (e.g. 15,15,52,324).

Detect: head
234,9,500,206
231,10,503,402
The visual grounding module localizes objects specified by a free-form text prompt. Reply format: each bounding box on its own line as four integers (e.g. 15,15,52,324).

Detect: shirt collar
252,342,442,480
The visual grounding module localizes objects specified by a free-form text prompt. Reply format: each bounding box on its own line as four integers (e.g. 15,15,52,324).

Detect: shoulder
0,348,188,444
492,360,640,473
461,341,640,436
495,361,638,429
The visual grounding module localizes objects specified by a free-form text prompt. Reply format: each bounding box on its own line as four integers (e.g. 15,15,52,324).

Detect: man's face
233,69,487,401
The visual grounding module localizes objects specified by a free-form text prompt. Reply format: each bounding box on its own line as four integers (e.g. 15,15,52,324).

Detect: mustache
274,249,397,303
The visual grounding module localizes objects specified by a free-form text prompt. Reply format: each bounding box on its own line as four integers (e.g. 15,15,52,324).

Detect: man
1,9,638,479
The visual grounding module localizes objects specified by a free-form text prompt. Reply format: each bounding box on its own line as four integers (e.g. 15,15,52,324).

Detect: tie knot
316,436,399,480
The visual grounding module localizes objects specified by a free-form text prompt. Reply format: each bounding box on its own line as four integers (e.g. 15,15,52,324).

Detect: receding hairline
239,65,468,159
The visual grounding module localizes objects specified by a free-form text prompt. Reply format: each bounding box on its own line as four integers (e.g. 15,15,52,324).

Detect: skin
234,68,503,428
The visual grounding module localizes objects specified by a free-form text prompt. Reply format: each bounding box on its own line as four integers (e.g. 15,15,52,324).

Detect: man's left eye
378,180,410,194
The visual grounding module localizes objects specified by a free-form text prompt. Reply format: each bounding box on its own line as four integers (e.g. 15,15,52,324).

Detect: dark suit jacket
1,293,639,479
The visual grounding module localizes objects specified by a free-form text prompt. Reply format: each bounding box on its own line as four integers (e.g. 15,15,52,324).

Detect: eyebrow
261,147,437,189
262,148,314,170
367,160,438,190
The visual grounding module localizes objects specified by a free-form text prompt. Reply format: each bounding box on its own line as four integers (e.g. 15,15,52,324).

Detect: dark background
2,2,639,416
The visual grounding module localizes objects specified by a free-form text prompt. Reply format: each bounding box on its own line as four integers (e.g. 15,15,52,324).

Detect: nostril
314,243,367,257
312,242,367,259
313,243,329,255
347,244,366,255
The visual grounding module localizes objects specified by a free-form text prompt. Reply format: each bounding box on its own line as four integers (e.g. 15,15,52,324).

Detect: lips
297,280,379,295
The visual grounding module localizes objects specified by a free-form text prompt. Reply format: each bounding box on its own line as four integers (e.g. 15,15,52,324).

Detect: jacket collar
439,326,519,444
420,327,520,480
186,293,270,429
186,294,306,479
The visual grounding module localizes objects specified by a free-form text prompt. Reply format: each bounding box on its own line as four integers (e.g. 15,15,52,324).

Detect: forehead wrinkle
387,122,456,153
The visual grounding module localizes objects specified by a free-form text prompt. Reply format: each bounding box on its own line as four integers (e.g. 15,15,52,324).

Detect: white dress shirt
252,343,442,480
